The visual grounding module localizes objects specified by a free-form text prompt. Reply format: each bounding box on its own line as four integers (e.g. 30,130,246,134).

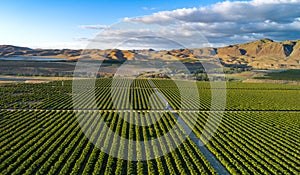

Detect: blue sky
1,0,299,49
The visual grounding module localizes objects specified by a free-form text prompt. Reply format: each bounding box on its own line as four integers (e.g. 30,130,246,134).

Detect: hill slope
1,38,299,69
215,38,300,69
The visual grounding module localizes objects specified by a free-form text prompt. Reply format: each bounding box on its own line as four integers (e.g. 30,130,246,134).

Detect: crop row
0,110,217,175
1,78,299,111
182,111,300,174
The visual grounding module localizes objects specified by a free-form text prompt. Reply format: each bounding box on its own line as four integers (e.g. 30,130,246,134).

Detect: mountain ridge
1,38,299,69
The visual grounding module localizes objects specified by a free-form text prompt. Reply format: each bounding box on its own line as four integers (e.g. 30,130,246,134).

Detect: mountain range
1,38,299,69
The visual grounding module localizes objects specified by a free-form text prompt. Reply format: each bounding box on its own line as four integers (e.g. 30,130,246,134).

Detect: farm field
254,69,300,81
0,78,299,174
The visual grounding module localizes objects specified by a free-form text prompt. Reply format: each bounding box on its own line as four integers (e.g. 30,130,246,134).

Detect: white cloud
81,0,300,49
127,0,300,24
79,25,109,30
81,24,210,50
142,7,156,11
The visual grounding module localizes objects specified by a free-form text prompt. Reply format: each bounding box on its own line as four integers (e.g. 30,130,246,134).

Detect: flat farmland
0,78,299,174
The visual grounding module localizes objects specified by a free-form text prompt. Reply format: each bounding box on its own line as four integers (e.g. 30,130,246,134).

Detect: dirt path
147,79,230,175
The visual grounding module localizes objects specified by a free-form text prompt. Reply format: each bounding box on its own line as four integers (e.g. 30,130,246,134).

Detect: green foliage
184,112,300,175
254,69,300,81
0,78,299,174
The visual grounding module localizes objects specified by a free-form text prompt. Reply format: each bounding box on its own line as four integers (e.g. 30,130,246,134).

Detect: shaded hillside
217,38,300,69
1,38,300,69
0,45,81,58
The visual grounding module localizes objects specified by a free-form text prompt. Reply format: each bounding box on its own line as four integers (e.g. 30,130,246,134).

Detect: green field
0,78,299,174
254,69,300,81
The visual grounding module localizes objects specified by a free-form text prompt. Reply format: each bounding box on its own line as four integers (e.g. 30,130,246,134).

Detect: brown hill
1,38,299,69
0,45,32,56
216,38,300,69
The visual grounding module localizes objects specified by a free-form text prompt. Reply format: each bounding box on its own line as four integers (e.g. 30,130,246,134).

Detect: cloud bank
82,0,300,49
